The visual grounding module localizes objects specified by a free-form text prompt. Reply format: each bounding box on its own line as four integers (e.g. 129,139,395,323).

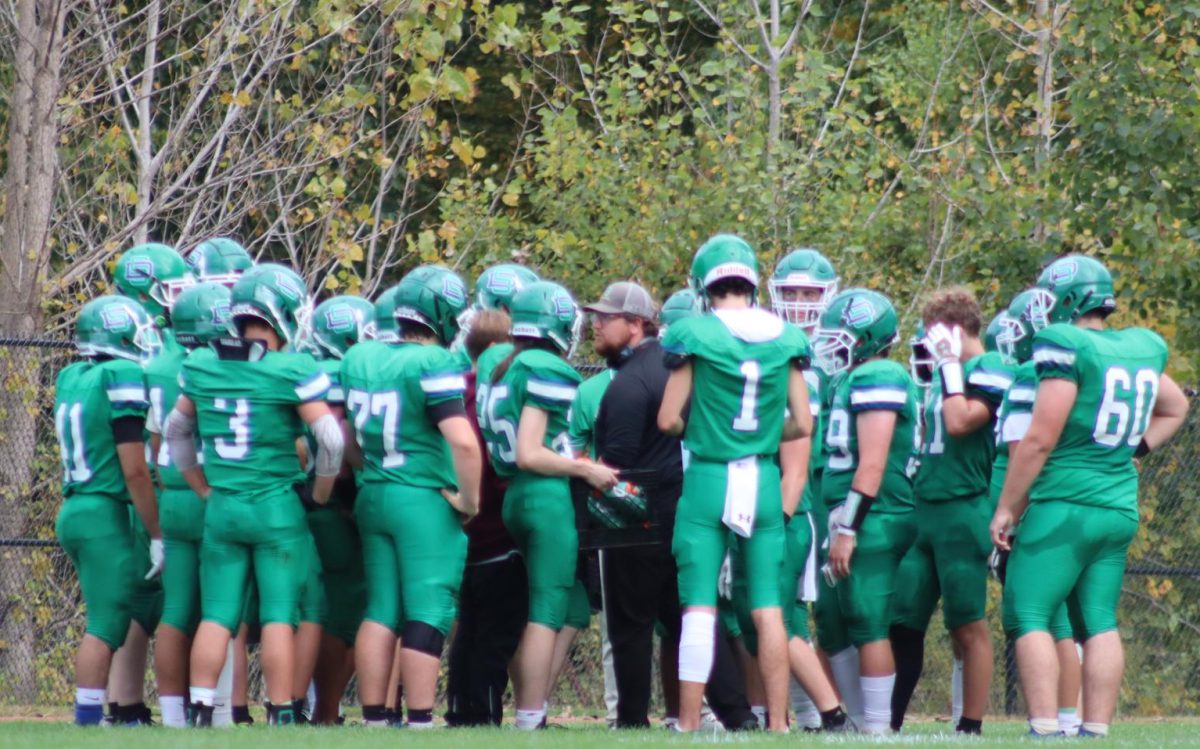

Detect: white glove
925,323,963,367
826,503,845,541
146,538,164,580
717,552,733,600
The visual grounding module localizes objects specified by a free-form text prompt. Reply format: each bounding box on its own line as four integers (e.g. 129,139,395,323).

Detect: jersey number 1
732,361,761,432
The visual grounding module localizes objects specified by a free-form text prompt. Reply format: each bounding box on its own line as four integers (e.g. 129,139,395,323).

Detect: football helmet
984,311,1007,353
996,289,1038,364
474,263,540,311
509,281,582,356
767,248,838,331
660,288,703,333
172,282,233,349
311,295,376,358
1029,255,1116,327
113,243,193,323
392,267,469,346
76,295,162,362
689,234,758,304
186,238,254,287
228,264,313,351
812,289,899,376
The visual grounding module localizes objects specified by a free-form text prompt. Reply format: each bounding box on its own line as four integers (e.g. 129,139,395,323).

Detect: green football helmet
984,311,1007,353
172,282,233,349
186,238,254,287
392,267,469,346
372,285,403,343
1029,254,1116,327
689,234,759,304
75,295,162,362
908,319,934,388
660,288,702,334
768,248,839,331
509,281,582,356
813,288,899,376
996,289,1038,364
474,263,540,311
113,243,193,323
312,295,375,358
228,263,313,351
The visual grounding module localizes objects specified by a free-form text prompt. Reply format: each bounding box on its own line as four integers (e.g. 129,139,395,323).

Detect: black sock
188,702,214,727
957,717,983,734
889,624,927,731
106,702,119,722
292,698,309,724
362,704,389,723
407,708,433,725
821,707,848,730
232,705,253,724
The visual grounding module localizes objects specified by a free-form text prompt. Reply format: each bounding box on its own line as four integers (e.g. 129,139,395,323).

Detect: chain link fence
1,337,1197,717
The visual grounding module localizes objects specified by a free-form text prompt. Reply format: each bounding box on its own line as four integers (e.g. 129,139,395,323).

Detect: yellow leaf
234,90,252,107
501,192,519,207
324,275,340,290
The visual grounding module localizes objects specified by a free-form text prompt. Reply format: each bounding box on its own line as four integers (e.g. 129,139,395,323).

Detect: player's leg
888,532,937,731
155,487,206,727
1051,606,1082,736
548,578,590,714
108,507,162,725
728,538,765,725
782,515,844,729
353,483,402,724
1002,501,1083,734
1071,507,1138,736
393,486,468,728
812,499,863,727
309,508,365,724
292,535,326,721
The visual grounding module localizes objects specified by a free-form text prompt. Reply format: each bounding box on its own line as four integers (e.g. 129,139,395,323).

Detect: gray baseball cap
583,281,658,321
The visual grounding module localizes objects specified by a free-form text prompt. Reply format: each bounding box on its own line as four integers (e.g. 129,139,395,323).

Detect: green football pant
811,490,852,654
128,506,163,634
307,506,366,645
200,488,311,633
56,495,135,650
732,512,814,654
357,482,467,636
674,457,785,610
502,473,577,631
835,509,916,647
1003,500,1137,640
893,495,993,632
565,578,592,630
298,533,326,626
159,487,206,635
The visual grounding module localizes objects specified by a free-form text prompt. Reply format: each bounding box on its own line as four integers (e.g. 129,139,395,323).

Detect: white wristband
940,361,964,396
835,525,857,538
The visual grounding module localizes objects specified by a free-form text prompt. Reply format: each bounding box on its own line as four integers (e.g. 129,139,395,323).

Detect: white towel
798,512,819,602
722,456,759,538
714,308,784,343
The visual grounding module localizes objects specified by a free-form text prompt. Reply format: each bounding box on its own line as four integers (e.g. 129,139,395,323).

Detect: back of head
508,280,582,357
922,286,983,338
173,282,233,349
690,234,759,307
228,263,313,351
465,308,512,362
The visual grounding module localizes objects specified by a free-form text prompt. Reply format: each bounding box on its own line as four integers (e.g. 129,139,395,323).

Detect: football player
165,264,344,725
110,243,193,724
342,267,481,729
55,296,163,726
890,288,1014,735
476,281,617,730
659,288,702,338
147,282,231,727
454,263,540,363
813,288,919,736
990,256,1188,737
186,238,255,287
658,235,812,733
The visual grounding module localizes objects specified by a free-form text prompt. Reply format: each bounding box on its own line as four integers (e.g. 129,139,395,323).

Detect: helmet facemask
908,336,934,387
813,327,857,376
995,316,1027,364
768,277,838,332
1027,288,1057,331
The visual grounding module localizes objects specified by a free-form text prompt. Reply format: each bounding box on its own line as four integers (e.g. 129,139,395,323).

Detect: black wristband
841,489,876,532
1133,439,1151,459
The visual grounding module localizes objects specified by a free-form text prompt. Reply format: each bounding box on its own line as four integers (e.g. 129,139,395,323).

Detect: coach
585,282,755,730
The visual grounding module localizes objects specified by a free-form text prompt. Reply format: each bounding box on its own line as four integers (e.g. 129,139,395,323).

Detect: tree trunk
0,0,68,704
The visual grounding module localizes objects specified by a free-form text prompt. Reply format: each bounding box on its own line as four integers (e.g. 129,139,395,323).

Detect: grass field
1,719,1198,748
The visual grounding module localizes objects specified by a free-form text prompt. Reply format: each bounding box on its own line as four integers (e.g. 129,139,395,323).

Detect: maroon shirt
463,370,516,563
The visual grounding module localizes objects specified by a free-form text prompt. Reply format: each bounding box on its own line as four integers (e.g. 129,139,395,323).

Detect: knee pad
402,621,446,658
678,611,716,684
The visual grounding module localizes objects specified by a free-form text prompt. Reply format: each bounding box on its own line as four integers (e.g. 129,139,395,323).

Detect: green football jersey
144,345,189,489
820,359,920,512
568,369,615,459
1030,324,1168,512
319,357,346,406
54,359,150,501
914,351,1013,501
341,340,467,489
182,346,328,499
992,361,1037,478
797,367,827,513
661,310,810,463
478,348,581,478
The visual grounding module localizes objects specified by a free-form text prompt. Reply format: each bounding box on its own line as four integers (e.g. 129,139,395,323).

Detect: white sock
951,656,964,724
190,686,216,707
1029,717,1058,735
160,695,186,728
1081,721,1109,737
408,719,434,730
790,677,822,730
306,680,317,716
828,647,864,729
1058,708,1081,736
750,705,766,729
678,611,716,684
861,674,895,735
76,687,106,706
212,642,234,727
515,708,545,730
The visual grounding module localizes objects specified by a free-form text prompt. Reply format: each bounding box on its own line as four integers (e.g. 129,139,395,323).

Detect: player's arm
656,360,692,436
165,394,212,499
298,399,343,505
941,395,994,437
779,435,810,519
437,409,483,519
1139,374,1188,454
990,379,1074,549
828,409,896,579
516,405,617,490
782,366,813,441
114,419,161,540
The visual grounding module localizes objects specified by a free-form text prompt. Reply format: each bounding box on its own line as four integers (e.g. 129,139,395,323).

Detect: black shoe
188,703,214,727
267,702,297,725
232,705,254,725
292,699,310,725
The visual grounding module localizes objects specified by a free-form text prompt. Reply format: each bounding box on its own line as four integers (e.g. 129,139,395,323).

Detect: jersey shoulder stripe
849,385,908,410
106,385,148,406
527,377,577,402
295,371,332,401
420,373,467,395
968,370,1013,393
1007,385,1036,404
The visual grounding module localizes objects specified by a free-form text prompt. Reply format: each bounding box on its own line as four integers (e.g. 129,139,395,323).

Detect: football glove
145,538,164,580
718,552,733,600
989,545,1010,584
926,322,965,395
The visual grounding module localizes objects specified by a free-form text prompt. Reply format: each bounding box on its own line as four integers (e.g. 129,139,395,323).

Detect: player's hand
988,546,1009,584
146,538,165,580
990,507,1015,550
826,504,844,541
828,533,856,579
582,461,619,492
717,552,733,600
925,323,963,367
441,488,478,521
